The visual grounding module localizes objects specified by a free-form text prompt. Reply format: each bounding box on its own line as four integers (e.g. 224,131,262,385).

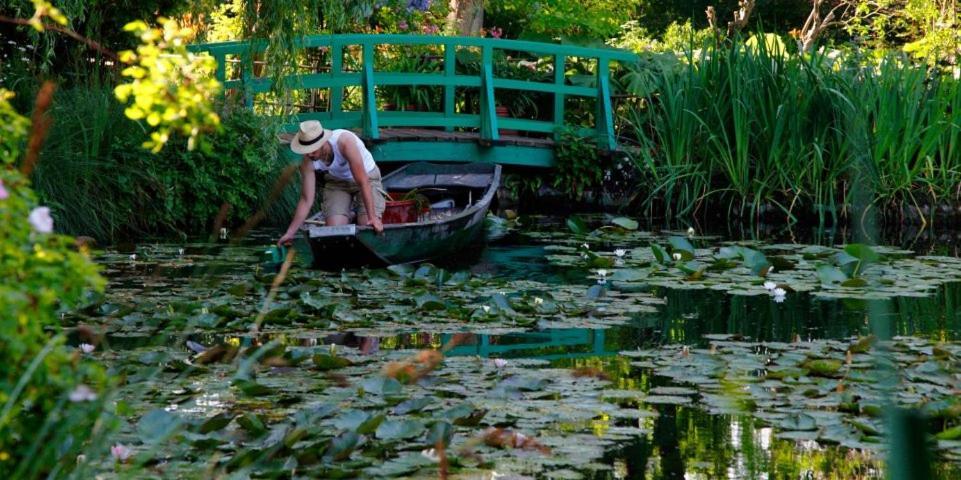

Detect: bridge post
361,43,380,139
479,45,499,142
240,49,254,109
595,57,616,151
443,42,455,133
553,54,566,142
330,41,343,115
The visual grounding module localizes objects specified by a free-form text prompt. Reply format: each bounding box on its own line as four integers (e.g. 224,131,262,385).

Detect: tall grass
621,39,961,225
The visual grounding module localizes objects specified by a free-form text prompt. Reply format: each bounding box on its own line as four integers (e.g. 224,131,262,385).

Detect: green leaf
198,412,234,434
313,353,352,371
233,379,276,396
137,409,183,443
415,292,445,311
375,419,425,441
844,244,881,264
817,265,848,285
610,217,638,230
566,216,588,234
651,244,670,265
326,431,360,462
427,421,454,447
392,397,433,415
668,236,695,260
360,376,404,396
237,413,267,436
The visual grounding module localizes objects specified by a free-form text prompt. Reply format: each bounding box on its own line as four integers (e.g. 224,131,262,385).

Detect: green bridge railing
192,34,638,163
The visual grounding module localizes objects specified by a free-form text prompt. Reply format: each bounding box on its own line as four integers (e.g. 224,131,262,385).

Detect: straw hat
289,120,332,155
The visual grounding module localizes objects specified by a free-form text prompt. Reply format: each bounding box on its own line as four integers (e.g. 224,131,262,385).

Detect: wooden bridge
191,35,638,167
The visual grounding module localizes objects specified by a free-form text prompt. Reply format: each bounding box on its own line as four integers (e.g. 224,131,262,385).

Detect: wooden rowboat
301,162,501,270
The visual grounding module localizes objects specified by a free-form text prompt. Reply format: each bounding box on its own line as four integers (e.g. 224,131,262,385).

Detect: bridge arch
192,35,638,167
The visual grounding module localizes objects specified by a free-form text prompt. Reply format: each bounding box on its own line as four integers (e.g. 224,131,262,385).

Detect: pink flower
111,444,133,463
29,206,53,233
492,358,508,368
398,20,408,30
490,27,503,39
80,343,96,354
421,24,439,34
0,179,8,200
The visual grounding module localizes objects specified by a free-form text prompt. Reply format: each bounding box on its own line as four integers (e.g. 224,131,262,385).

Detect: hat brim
290,129,332,155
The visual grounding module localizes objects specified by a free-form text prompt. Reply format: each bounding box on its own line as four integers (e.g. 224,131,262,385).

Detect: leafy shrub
0,91,109,478
31,88,287,240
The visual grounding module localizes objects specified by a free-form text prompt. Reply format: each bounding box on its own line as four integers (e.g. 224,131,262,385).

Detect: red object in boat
383,199,417,224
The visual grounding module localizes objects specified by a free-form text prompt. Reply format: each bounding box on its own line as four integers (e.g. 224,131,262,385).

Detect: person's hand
370,217,384,235
277,232,296,246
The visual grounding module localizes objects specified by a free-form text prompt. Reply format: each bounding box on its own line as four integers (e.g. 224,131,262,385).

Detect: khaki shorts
322,167,386,221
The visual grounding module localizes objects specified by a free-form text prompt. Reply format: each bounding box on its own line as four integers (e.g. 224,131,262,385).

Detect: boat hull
305,162,499,270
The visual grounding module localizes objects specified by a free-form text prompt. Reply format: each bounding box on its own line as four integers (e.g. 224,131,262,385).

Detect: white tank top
312,130,377,181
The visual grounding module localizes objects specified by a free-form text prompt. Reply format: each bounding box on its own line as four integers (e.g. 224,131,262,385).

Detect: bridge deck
372,128,554,149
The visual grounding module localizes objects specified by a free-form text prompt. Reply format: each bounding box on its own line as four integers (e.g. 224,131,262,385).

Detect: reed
621,38,961,225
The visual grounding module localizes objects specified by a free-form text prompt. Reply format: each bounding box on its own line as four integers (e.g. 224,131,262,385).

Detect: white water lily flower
179,248,185,255
421,448,440,462
29,206,54,233
672,253,682,261
129,253,136,261
69,384,97,402
79,343,95,354
768,266,775,274
596,269,608,277
773,287,786,297
581,243,590,250
614,249,626,257
533,297,544,305
493,358,508,368
763,281,777,291
482,305,491,313
220,227,228,240
111,444,133,462
773,294,786,303
687,227,695,236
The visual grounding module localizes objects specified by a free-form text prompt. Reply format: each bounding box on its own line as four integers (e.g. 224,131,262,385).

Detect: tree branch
0,15,118,61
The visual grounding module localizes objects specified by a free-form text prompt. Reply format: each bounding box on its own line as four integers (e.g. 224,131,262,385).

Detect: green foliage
553,128,608,201
485,0,639,41
0,90,110,479
30,87,289,241
621,40,961,222
114,18,222,152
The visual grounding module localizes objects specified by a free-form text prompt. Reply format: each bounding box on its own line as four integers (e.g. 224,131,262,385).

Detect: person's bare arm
340,134,383,233
278,157,316,245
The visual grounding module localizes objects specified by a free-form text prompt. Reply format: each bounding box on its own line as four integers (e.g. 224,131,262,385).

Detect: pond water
73,215,961,478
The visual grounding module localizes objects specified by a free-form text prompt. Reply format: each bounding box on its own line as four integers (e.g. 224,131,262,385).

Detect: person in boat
277,120,386,245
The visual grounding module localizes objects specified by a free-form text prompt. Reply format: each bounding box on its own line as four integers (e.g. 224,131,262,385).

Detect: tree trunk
447,0,483,36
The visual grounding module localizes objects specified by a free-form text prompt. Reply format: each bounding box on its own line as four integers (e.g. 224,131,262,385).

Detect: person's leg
356,168,387,226
323,179,354,226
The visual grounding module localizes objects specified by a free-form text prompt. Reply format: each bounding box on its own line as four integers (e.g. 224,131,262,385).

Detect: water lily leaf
233,379,276,397
804,359,843,378
427,421,454,447
198,412,235,434
326,431,360,462
392,397,433,415
357,413,386,435
331,410,371,431
375,419,425,441
586,285,605,300
844,244,881,264
566,216,588,234
651,244,670,265
313,353,352,371
137,409,183,443
668,237,695,260
779,413,817,431
237,413,268,436
360,376,404,396
817,265,848,285
497,375,549,392
841,278,868,288
415,292,445,311
610,217,639,231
